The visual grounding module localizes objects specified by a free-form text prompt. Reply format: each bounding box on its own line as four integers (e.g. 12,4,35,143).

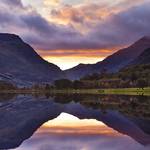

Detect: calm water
0,94,150,150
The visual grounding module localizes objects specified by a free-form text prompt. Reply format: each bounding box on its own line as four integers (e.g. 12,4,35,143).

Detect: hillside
0,33,65,85
65,36,150,80
130,48,150,65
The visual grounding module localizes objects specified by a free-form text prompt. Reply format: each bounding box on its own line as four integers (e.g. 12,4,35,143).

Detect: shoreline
0,87,150,96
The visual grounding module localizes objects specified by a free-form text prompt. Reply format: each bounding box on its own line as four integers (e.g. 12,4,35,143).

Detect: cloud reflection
14,113,150,150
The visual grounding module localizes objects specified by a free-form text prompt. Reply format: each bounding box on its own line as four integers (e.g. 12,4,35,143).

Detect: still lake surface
0,94,150,150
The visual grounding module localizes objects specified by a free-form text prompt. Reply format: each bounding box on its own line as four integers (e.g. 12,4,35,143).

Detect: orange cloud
49,0,144,28
37,49,116,57
50,4,116,29
36,48,119,69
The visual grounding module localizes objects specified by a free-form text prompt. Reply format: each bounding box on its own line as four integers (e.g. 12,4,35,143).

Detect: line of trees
51,64,150,89
0,81,17,90
51,78,148,89
54,79,85,89
29,64,150,90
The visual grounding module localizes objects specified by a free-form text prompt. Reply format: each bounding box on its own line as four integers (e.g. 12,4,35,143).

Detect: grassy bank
98,87,150,96
49,87,150,96
0,87,150,96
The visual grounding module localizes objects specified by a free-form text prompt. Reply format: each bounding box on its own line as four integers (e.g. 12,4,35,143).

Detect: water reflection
0,94,149,149
14,113,149,150
40,113,119,135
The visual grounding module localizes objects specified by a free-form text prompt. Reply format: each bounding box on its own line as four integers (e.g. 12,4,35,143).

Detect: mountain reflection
0,94,149,149
14,113,149,150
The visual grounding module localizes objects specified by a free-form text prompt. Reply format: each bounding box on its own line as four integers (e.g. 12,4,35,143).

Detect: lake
0,93,150,150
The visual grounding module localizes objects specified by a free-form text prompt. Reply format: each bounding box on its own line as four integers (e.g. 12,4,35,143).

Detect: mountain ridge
0,33,65,84
129,48,150,66
0,33,150,84
65,36,150,80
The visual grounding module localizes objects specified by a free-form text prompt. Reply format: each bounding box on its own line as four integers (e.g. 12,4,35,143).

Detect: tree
100,68,108,79
32,84,40,90
45,84,51,90
130,72,138,82
0,81,16,90
54,79,73,89
137,79,148,89
73,80,84,89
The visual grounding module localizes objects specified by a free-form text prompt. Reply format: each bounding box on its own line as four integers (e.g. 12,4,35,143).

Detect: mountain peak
0,33,64,83
130,36,150,49
0,33,22,42
141,35,150,39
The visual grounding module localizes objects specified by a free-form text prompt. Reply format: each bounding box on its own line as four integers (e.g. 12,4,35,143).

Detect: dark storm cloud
21,13,57,35
0,0,150,52
21,11,80,39
90,3,150,47
22,1,150,51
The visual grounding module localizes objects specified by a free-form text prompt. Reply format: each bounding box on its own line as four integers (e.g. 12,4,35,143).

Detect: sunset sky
0,0,150,69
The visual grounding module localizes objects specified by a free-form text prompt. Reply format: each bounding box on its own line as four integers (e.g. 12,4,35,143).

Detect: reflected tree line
0,93,149,120
39,94,150,119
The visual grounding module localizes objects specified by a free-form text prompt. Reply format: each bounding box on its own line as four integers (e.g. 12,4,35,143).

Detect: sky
0,0,150,69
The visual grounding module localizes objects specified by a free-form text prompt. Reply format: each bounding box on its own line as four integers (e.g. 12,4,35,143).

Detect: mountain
129,48,150,65
65,36,150,80
0,33,64,84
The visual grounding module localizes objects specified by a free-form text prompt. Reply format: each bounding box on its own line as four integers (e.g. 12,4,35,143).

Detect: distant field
48,87,150,96
98,87,150,96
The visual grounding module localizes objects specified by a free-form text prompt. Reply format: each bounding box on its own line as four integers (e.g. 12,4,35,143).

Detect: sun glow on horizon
43,56,104,70
36,48,117,70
